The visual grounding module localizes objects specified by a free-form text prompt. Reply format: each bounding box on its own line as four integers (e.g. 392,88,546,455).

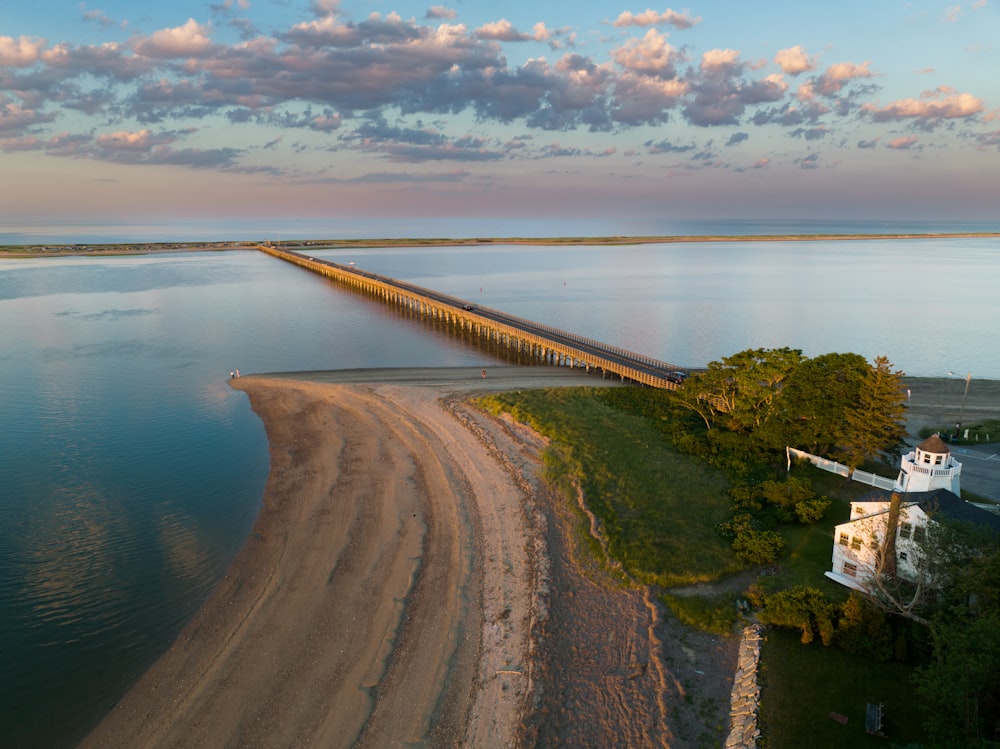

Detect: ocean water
1,235,999,747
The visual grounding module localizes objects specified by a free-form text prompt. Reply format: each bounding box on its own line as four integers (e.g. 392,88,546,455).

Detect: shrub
759,586,836,645
732,528,785,565
793,496,831,524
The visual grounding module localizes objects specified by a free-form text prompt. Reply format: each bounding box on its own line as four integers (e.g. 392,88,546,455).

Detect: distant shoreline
3,232,999,257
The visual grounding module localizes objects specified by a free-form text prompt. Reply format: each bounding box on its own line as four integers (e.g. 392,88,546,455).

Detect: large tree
759,352,869,455
839,355,908,469
676,347,804,432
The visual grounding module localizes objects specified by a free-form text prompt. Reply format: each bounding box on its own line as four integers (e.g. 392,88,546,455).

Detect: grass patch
919,418,1000,445
661,591,743,635
478,386,740,586
759,628,926,749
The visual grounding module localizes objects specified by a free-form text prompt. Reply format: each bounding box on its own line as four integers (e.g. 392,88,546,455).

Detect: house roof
917,434,951,455
855,488,1000,533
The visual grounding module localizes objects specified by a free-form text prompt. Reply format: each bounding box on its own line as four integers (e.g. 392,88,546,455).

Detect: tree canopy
676,348,907,467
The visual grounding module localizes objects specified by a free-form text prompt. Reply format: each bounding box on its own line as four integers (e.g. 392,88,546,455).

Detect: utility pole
948,371,972,437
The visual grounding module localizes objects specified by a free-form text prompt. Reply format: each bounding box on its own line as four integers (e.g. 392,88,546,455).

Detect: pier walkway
258,245,687,389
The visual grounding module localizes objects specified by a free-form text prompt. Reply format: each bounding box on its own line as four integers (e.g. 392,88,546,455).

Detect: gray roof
857,488,1000,533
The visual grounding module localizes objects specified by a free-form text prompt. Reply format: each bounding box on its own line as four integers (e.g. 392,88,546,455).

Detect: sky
2,0,1000,239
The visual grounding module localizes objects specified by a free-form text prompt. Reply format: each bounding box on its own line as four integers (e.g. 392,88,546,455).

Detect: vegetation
478,387,738,586
919,418,1000,445
479,346,999,747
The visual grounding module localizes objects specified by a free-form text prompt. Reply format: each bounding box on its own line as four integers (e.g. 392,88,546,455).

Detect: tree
914,540,1000,746
760,352,869,455
839,356,908,469
676,347,804,432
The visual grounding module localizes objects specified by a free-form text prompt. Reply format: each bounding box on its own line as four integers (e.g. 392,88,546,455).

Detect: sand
78,366,620,748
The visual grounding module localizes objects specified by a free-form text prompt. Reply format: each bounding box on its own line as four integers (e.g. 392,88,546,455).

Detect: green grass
661,590,744,635
759,628,926,749
919,418,1000,445
478,386,740,586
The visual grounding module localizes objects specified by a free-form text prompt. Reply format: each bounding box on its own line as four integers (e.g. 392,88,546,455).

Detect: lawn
759,628,926,749
478,386,740,586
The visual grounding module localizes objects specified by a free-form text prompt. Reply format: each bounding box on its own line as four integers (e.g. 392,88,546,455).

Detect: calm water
1,237,999,747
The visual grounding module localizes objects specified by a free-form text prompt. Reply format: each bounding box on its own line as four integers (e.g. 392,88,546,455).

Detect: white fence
786,447,896,489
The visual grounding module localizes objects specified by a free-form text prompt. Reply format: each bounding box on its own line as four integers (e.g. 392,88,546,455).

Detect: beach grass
478,386,739,587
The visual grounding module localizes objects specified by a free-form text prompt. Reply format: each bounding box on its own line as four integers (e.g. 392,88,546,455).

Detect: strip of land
4,232,999,257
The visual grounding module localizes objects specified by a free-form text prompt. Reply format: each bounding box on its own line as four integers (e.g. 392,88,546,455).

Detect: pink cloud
0,35,47,66
887,135,919,149
612,9,700,29
774,45,814,76
612,29,679,77
862,92,983,121
134,19,215,59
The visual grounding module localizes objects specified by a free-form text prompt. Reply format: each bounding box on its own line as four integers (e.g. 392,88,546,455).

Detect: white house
826,436,1000,592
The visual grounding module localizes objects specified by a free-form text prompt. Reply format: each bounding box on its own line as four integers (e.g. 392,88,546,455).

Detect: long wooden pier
258,245,688,389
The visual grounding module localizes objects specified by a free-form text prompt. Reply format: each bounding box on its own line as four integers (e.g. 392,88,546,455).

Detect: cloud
0,35,47,66
645,137,695,154
0,100,59,132
887,135,920,149
810,60,874,96
475,19,531,42
611,29,679,77
774,45,815,76
96,128,175,151
726,131,749,146
426,6,457,20
81,5,121,29
612,9,701,30
862,91,983,122
133,19,215,59
683,51,787,126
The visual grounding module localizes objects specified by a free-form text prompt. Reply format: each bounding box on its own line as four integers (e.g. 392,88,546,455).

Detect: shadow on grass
759,628,926,749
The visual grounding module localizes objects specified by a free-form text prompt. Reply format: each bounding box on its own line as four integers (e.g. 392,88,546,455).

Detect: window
914,526,927,542
922,452,931,464
898,552,909,562
839,533,850,546
850,537,862,551
899,523,912,539
934,455,943,465
844,562,858,578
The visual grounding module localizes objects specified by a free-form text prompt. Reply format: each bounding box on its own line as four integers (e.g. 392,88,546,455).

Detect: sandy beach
78,367,998,748
78,365,648,748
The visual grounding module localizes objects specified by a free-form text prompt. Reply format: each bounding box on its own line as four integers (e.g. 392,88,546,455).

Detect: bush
759,586,836,645
732,528,785,565
793,496,831,524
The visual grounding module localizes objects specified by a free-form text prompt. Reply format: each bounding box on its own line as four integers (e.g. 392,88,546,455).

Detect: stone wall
725,623,764,749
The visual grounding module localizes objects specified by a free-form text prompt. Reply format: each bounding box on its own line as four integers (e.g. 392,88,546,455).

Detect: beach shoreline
78,366,604,748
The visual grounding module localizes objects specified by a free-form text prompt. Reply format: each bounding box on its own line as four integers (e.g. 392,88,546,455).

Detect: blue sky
3,1,999,238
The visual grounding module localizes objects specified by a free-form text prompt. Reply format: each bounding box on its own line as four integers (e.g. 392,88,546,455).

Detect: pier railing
257,244,688,389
